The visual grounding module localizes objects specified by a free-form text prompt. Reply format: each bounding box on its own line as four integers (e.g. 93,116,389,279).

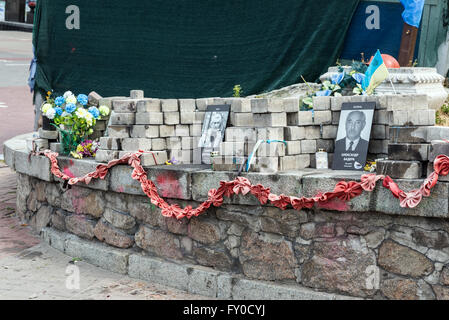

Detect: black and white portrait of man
333,102,375,170
335,110,369,154
198,105,230,149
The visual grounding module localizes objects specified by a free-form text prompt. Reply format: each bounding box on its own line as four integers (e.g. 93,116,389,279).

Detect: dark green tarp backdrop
33,0,360,98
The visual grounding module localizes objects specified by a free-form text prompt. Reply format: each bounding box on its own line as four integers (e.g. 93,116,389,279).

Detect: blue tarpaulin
400,0,425,28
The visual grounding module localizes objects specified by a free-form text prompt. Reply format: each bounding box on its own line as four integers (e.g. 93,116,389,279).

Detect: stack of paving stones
377,126,449,179
96,89,436,172
376,107,443,181
86,91,110,142
31,129,58,153
375,95,437,179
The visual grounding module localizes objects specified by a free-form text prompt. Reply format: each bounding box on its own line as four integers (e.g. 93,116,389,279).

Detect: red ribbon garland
40,150,449,219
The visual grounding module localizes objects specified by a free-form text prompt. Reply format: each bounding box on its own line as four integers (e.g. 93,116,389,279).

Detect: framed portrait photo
198,104,230,164
332,101,376,171
198,104,230,149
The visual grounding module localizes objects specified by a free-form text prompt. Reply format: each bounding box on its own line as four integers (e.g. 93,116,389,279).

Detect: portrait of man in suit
333,108,373,170
335,110,369,154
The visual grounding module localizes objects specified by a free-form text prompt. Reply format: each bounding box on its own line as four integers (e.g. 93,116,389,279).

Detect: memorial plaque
332,101,375,170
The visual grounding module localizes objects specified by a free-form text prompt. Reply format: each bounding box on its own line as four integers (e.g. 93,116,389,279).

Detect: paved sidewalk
0,162,40,259
0,163,210,300
0,31,35,154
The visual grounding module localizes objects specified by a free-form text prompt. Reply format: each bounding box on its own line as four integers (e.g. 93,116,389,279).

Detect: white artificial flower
99,105,110,116
63,91,74,99
61,111,69,117
45,108,56,119
85,113,94,126
41,103,53,113
59,124,65,130
66,95,77,104
75,108,88,118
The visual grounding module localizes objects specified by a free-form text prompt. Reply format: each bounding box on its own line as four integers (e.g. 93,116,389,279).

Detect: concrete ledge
5,133,449,218
41,227,356,300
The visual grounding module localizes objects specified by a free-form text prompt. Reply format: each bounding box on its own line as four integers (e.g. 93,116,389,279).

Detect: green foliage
441,103,449,115
436,111,442,125
233,85,242,97
351,60,368,74
300,61,367,110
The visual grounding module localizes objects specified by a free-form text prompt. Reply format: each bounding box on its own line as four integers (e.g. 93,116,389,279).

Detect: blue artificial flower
77,94,88,106
55,96,65,106
65,103,76,113
88,106,100,119
331,72,345,85
54,107,63,116
315,90,332,96
352,73,366,84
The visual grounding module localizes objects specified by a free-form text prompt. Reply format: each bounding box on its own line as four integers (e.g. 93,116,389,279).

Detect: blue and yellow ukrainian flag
362,50,389,95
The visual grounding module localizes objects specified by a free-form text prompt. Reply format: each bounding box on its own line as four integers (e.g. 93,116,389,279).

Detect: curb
41,227,359,300
0,21,33,32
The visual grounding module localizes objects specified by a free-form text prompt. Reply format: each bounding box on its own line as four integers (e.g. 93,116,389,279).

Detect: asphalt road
0,30,34,157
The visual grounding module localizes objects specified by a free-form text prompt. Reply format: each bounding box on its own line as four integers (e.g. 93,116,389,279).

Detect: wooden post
398,22,419,67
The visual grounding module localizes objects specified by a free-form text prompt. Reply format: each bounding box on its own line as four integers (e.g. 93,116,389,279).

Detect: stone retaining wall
5,134,449,300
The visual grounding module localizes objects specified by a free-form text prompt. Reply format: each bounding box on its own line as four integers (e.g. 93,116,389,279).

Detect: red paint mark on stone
69,160,74,165
63,166,76,178
116,186,124,193
156,172,183,199
317,198,349,212
70,188,86,214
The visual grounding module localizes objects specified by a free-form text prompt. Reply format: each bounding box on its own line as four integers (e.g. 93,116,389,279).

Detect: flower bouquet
70,140,99,159
41,91,110,156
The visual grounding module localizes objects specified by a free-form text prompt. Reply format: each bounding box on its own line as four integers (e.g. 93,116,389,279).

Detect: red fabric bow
208,189,224,207
361,174,384,191
290,196,315,211
250,184,271,205
333,181,363,202
232,177,252,195
400,189,422,208
219,181,235,198
434,155,449,176
420,171,439,197
268,193,291,210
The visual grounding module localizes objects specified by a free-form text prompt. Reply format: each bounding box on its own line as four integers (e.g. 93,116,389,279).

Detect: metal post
398,22,419,67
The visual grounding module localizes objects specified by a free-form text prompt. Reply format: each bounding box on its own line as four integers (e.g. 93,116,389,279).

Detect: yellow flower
70,151,82,159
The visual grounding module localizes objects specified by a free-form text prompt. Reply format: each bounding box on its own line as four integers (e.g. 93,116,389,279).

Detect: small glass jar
316,149,328,169
210,151,220,170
